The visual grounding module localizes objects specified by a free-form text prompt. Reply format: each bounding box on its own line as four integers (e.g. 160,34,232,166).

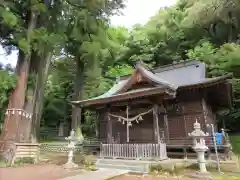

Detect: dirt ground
0,151,96,180
112,173,194,180
112,173,240,180
0,164,85,180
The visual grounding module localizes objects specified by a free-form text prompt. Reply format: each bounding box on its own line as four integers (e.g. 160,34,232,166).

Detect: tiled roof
72,61,231,106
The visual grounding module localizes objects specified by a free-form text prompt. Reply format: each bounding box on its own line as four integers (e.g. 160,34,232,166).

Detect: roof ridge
153,60,203,73
119,60,203,80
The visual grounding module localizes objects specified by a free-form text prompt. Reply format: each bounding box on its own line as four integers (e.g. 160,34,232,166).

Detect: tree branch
65,0,86,9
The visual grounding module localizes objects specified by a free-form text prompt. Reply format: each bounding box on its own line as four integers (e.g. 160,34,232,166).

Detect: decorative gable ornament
136,73,142,82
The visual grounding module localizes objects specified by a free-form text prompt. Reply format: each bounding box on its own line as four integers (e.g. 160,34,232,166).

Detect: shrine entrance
98,100,168,161
109,105,156,144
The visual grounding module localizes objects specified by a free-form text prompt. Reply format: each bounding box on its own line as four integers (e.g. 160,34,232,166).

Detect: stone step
96,163,148,173
96,159,150,173
60,168,129,180
97,159,154,166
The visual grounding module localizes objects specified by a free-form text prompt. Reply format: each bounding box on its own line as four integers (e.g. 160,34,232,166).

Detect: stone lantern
63,129,84,169
188,120,209,173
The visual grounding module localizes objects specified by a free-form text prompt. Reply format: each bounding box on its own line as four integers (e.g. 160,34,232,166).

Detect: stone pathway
60,168,129,180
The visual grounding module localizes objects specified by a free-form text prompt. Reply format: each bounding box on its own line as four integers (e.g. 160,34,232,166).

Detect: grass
40,140,66,144
0,161,7,167
0,157,35,168
39,151,98,171
215,174,240,180
230,136,240,155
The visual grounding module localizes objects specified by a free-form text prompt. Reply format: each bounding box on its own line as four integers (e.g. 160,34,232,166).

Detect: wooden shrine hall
72,60,233,160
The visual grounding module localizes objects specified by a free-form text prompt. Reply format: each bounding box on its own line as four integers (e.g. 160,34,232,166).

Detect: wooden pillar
153,104,160,143
201,98,208,131
126,105,129,143
182,104,188,137
107,110,112,143
95,112,99,138
163,105,169,142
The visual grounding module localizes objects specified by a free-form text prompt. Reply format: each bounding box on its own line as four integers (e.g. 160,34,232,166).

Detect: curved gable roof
111,64,177,95
71,60,232,107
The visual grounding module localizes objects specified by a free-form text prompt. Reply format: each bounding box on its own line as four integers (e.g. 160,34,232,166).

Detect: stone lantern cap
65,129,84,145
189,120,209,137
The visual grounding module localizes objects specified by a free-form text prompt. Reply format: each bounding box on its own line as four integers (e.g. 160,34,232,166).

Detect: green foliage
0,68,16,128
1,9,18,27
18,38,29,53
13,157,34,166
230,136,240,155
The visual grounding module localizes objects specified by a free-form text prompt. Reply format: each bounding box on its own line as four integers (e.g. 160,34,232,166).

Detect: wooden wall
128,113,154,143
164,90,215,139
98,112,107,141
98,107,155,144
97,90,216,143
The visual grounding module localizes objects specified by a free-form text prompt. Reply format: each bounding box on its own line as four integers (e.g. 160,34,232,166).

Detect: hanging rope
109,108,154,125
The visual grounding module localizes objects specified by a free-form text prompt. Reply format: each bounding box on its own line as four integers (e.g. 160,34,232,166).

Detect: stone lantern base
63,161,79,169
188,171,214,180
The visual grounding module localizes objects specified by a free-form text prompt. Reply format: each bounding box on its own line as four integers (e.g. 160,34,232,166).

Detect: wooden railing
100,143,167,160
165,136,228,148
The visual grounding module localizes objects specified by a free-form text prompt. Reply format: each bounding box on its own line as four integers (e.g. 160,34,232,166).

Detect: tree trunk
30,52,52,142
0,11,37,161
71,59,84,130
10,51,30,109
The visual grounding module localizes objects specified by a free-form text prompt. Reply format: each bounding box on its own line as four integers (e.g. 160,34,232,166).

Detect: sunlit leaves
106,64,133,77
1,9,18,27
31,3,47,14
18,38,29,53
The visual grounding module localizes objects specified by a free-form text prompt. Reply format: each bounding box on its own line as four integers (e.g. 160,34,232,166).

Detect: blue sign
214,132,224,145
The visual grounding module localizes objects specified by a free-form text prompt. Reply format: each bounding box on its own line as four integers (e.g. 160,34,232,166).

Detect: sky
0,0,177,67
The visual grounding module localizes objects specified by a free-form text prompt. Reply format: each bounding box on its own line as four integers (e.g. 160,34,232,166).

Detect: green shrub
13,157,34,166
230,136,240,155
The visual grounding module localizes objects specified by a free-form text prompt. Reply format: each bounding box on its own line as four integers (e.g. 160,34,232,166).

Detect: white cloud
111,0,177,28
0,0,177,67
0,46,18,67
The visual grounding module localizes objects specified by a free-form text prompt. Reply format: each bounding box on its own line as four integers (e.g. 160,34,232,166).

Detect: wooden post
201,98,208,130
107,111,112,143
95,112,99,138
126,105,129,143
153,104,160,143
163,105,169,142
